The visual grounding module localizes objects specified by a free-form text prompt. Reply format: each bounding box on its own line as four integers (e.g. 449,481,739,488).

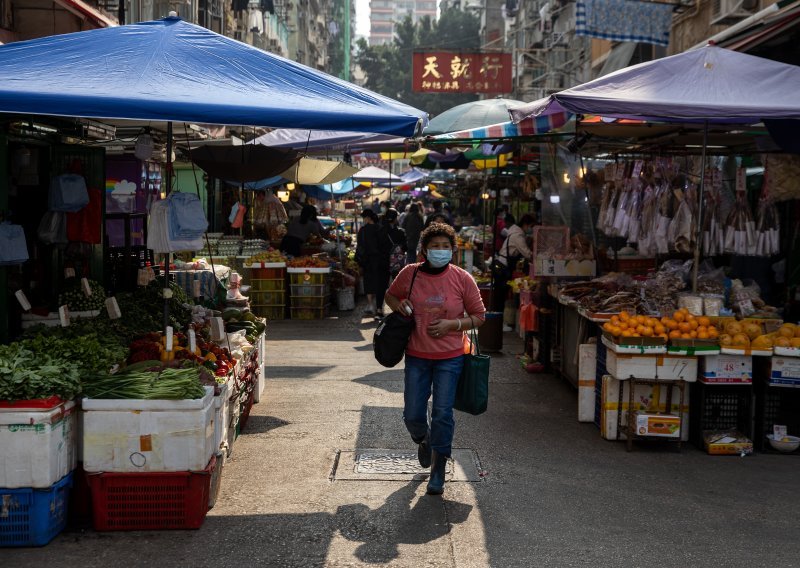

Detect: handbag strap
407,266,420,300
468,315,480,356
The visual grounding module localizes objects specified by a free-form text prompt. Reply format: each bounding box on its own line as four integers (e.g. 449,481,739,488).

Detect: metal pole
163,121,173,332
343,0,351,81
691,121,709,293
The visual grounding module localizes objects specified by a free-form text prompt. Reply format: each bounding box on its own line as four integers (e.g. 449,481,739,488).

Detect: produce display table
171,268,224,301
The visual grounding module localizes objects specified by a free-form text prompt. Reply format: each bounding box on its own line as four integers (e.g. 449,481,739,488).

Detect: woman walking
385,223,486,495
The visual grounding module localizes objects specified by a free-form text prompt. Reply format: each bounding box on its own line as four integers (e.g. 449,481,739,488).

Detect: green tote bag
454,328,490,415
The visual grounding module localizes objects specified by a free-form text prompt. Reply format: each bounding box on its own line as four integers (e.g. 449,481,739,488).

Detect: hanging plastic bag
37,211,68,245
231,203,247,229
48,174,89,212
228,202,240,224
0,222,29,265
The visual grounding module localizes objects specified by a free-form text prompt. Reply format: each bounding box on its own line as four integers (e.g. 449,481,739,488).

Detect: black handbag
373,267,419,368
454,327,490,415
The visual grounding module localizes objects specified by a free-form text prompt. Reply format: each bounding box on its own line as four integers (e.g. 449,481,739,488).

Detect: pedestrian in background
356,209,391,317
401,202,424,265
385,222,486,496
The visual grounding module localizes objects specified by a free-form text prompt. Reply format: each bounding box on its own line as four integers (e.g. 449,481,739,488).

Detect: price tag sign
64,267,76,279
58,305,71,327
192,279,202,299
165,326,174,352
210,317,225,341
81,277,92,297
188,329,197,354
736,167,746,194
15,290,31,312
105,297,122,320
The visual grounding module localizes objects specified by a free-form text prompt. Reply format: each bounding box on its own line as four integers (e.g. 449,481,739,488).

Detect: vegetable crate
290,306,330,320
0,398,77,489
754,378,800,453
291,296,329,309
81,386,215,473
288,271,328,286
291,283,330,297
250,278,285,292
249,290,285,306
251,266,286,279
86,455,216,531
689,382,754,449
0,472,72,547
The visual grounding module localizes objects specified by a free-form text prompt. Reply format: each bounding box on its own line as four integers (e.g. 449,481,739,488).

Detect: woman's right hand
397,299,414,316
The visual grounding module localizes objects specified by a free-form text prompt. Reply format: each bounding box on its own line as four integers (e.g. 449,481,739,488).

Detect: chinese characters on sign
412,52,512,94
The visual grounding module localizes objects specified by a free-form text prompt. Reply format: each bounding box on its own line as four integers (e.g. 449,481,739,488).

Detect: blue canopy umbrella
0,16,427,136
301,178,357,201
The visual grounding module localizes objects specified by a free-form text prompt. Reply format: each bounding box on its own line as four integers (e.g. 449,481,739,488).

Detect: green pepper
203,360,218,372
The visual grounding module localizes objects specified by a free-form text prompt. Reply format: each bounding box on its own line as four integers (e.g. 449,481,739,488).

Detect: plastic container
0,399,77,488
689,382,754,448
290,306,330,320
86,455,215,531
291,283,330,297
0,472,72,547
478,311,504,353
81,386,215,473
288,270,329,286
703,294,725,317
766,434,800,453
250,278,285,291
291,296,328,308
251,264,286,279
251,305,284,320
249,290,285,306
336,287,355,311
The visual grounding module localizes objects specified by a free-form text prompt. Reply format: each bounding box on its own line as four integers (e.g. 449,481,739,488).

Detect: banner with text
412,52,512,94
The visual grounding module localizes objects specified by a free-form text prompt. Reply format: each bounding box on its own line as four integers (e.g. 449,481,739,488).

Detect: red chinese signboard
412,51,512,94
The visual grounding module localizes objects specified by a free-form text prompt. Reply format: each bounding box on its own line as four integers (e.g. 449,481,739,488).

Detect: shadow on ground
353,369,405,393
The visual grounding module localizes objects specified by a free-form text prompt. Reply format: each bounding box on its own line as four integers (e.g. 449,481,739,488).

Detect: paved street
7,308,800,567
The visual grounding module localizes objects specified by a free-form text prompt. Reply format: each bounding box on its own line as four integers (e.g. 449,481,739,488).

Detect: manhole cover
355,450,453,475
332,448,482,482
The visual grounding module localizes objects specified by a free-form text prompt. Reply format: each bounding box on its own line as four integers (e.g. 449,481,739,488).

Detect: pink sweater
388,263,486,360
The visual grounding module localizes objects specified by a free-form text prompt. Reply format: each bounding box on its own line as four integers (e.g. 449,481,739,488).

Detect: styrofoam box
213,382,229,455
0,400,77,488
606,351,698,382
82,386,215,473
599,376,690,441
578,344,596,423
701,354,753,383
254,333,266,403
768,356,800,388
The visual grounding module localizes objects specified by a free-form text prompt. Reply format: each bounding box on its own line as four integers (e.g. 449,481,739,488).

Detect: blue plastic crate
0,472,72,547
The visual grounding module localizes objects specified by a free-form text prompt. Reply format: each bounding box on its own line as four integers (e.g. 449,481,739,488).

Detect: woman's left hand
427,319,456,338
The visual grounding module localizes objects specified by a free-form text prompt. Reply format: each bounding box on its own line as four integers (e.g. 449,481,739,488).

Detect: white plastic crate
81,386,215,473
213,383,229,455
0,400,77,489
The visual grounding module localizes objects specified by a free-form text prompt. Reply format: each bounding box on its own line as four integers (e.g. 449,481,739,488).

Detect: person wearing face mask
384,222,486,496
492,213,535,312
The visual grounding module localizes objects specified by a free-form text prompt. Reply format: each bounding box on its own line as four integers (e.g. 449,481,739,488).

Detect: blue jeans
403,354,465,458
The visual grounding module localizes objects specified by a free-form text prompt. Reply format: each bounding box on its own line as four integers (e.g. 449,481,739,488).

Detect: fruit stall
0,277,268,546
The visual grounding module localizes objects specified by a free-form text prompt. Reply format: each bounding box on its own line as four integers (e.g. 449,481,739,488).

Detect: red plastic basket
86,455,216,531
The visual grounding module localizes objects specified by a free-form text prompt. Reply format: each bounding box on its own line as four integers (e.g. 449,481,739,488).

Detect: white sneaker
503,325,513,332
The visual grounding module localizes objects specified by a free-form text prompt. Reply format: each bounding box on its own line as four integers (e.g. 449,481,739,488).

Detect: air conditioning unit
711,0,755,26
529,28,544,48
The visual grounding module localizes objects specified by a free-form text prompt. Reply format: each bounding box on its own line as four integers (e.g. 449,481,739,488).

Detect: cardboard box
578,344,596,423
703,431,754,455
635,413,681,437
601,334,667,355
701,354,753,384
768,356,800,388
606,351,698,382
599,376,690,441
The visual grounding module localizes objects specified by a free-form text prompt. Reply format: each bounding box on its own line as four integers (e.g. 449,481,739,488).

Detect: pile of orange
660,308,719,341
603,308,720,342
603,311,668,340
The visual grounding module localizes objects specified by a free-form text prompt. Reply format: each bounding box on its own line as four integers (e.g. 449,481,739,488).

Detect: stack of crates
0,398,77,547
288,266,331,319
248,262,286,320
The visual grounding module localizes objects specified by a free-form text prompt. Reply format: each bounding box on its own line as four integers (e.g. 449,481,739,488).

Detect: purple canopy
511,45,800,124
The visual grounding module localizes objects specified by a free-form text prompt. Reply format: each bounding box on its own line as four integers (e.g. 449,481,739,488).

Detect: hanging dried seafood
701,187,724,257
723,186,756,256
755,172,780,256
668,185,696,253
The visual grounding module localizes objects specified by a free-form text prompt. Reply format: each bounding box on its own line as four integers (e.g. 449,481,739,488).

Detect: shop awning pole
691,121,709,293
163,121,173,332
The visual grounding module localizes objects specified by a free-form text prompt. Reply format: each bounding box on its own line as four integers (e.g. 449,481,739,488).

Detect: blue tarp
0,17,427,136
301,178,357,200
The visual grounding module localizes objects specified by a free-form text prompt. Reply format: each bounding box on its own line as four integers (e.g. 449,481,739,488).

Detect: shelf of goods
288,267,331,320
249,263,286,320
754,356,800,454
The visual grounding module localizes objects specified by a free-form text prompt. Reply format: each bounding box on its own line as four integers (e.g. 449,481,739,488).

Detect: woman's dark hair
519,213,535,227
409,203,420,215
299,204,317,225
420,222,456,249
504,213,516,227
361,209,378,222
